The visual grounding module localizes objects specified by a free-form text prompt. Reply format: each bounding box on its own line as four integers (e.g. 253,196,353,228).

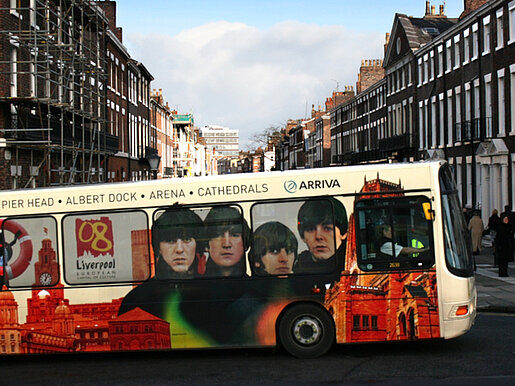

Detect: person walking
501,205,515,262
468,210,484,256
488,209,501,265
496,214,513,277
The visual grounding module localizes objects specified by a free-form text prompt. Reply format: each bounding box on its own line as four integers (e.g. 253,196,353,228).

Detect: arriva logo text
284,179,340,193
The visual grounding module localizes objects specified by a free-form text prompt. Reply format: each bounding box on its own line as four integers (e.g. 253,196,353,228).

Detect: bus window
1,216,58,288
62,210,150,285
355,196,434,271
152,205,249,279
439,164,474,277
250,198,348,276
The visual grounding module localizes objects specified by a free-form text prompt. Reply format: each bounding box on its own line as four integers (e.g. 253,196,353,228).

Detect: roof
115,307,167,322
399,14,458,51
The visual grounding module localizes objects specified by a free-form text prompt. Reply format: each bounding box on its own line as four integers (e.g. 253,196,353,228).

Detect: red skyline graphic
0,230,167,354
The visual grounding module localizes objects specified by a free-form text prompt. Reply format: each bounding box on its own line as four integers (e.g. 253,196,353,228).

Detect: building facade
278,0,514,222
199,125,239,158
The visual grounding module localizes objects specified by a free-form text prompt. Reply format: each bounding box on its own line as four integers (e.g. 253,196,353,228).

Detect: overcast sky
116,0,464,148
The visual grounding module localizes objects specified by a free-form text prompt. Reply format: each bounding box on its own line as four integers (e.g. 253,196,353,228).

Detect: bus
0,161,476,358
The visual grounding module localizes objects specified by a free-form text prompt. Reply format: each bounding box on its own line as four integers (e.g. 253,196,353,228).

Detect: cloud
125,21,384,146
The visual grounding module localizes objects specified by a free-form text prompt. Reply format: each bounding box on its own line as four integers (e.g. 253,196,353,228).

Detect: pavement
474,246,515,313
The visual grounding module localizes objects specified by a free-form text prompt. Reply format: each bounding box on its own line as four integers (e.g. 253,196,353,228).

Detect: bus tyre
278,304,335,358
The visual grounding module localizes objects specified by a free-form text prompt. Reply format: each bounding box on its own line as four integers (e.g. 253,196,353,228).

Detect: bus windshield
440,165,474,277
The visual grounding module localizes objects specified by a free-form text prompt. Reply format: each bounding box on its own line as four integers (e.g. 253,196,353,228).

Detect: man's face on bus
159,237,196,272
208,230,244,267
261,247,295,275
302,223,346,261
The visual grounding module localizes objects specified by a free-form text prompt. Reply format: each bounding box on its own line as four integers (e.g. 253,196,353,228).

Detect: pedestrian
496,214,513,277
500,205,515,262
463,207,473,225
468,210,484,256
488,209,501,265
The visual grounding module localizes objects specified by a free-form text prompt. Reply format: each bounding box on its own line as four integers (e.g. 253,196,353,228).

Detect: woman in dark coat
496,214,513,277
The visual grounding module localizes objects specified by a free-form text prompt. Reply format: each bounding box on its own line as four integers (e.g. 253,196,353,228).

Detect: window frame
62,209,151,286
354,195,435,272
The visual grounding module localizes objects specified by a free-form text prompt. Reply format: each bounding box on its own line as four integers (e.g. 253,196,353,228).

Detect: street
2,313,514,385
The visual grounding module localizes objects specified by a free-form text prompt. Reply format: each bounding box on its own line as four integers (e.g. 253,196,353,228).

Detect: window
3,216,59,288
423,54,429,84
440,165,474,277
362,315,369,330
455,87,462,142
63,210,150,285
355,196,434,271
483,16,491,54
498,69,505,136
439,94,445,147
454,35,461,69
437,45,443,77
418,58,423,86
431,97,437,148
371,315,378,330
463,28,470,65
429,51,434,81
353,315,360,330
484,73,493,137
472,23,479,59
418,102,425,149
510,1,515,44
446,40,452,72
447,90,453,146
496,9,504,49
251,198,347,276
511,65,515,134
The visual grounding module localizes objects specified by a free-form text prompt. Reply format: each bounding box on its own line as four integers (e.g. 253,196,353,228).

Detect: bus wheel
278,304,335,358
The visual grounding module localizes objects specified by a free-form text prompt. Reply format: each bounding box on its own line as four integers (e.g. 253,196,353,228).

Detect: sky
116,0,465,148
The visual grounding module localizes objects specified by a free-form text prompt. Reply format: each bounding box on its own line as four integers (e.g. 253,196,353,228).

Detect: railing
378,133,415,152
455,117,493,142
6,126,119,153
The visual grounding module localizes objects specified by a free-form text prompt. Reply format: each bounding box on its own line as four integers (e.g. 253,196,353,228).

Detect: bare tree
246,125,283,151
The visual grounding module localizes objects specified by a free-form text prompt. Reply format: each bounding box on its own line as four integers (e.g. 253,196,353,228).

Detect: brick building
0,0,157,190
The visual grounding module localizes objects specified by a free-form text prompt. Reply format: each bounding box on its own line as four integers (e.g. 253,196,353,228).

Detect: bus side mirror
422,202,434,220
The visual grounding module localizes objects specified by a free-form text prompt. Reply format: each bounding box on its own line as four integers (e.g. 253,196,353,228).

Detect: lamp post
147,153,161,180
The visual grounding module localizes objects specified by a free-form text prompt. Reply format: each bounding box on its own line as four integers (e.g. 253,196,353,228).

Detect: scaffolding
0,0,113,188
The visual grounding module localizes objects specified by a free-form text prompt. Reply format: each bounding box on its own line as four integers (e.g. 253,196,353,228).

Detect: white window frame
463,28,470,65
455,86,462,143
439,93,445,148
446,40,452,73
454,35,461,70
496,8,504,50
447,90,453,146
10,0,21,18
497,68,505,136
437,45,444,77
484,73,493,138
511,64,515,135
509,1,515,45
429,50,435,81
472,23,479,60
483,16,491,55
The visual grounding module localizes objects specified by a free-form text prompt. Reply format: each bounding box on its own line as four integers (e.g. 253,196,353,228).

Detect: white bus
0,161,475,357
